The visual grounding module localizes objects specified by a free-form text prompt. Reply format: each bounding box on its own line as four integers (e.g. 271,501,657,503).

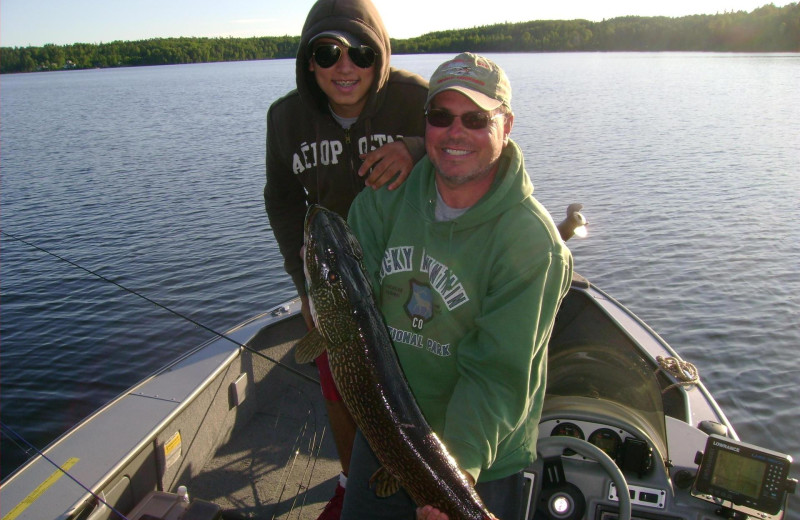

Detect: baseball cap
426,52,511,111
308,30,363,49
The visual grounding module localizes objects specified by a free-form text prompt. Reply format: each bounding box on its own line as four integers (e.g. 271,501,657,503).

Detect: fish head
303,205,367,338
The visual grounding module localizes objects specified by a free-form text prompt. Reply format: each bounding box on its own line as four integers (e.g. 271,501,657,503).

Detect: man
263,1,428,518
344,53,573,519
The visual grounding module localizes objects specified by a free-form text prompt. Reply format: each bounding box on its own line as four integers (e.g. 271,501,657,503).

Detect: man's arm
443,240,572,482
264,108,308,296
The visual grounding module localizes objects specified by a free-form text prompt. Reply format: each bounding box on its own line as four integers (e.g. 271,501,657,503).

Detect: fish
295,204,495,520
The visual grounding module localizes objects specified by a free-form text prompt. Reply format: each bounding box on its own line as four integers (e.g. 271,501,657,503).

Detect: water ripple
2,56,798,507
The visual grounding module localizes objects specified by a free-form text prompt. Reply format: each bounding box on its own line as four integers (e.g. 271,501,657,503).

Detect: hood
409,139,534,231
296,0,392,116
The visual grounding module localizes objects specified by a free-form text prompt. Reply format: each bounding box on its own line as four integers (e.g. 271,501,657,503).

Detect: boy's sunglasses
425,108,503,130
312,44,377,69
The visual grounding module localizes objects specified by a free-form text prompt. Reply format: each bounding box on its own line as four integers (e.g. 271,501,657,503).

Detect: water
2,53,799,514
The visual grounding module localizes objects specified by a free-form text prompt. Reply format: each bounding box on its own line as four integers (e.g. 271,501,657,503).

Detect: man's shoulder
499,198,564,250
353,180,401,209
351,174,415,223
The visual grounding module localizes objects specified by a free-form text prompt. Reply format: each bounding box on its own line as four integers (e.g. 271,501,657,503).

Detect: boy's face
309,39,376,118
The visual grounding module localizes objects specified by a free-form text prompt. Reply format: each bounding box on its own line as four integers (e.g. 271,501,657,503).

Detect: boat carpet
188,315,341,519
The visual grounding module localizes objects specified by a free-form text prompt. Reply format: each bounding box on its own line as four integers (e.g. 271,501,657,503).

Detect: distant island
1,3,797,74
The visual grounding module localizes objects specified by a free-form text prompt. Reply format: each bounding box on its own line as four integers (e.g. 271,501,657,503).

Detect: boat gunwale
0,300,302,520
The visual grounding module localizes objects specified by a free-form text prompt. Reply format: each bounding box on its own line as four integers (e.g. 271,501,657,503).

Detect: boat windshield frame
545,342,670,461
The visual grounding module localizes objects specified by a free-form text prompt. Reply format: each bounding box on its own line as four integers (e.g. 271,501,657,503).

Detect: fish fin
369,467,401,498
293,328,327,364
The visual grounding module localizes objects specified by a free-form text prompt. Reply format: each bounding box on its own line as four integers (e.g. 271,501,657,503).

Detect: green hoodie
348,139,573,483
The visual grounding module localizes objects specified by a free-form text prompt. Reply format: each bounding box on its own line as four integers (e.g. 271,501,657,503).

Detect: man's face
425,90,513,191
309,39,376,118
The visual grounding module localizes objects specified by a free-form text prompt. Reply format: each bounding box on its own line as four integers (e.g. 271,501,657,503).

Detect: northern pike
296,205,495,520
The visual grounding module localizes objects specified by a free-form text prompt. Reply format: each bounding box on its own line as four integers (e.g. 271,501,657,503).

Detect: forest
1,3,797,74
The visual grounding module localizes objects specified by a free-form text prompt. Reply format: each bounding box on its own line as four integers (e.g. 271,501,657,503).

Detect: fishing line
0,232,317,518
0,422,131,520
1,231,319,385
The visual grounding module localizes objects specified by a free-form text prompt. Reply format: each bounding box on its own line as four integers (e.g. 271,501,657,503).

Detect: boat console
524,284,795,520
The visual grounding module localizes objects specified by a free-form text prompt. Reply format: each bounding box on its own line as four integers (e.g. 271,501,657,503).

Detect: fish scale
300,205,494,520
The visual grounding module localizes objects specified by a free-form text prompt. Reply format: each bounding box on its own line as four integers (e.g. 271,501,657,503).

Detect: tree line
394,3,799,53
2,3,797,74
0,36,301,73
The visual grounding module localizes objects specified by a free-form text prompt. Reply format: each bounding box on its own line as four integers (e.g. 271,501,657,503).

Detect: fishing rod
0,422,132,520
1,231,319,386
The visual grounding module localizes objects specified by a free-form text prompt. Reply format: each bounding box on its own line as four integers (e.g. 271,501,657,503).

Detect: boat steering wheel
537,436,632,520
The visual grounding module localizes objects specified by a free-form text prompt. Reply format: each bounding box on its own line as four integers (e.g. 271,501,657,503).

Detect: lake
1,52,798,515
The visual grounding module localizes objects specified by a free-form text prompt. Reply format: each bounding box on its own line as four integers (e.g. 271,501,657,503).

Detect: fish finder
692,434,795,517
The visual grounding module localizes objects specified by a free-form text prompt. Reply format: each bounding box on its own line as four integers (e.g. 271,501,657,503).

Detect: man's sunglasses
312,44,377,69
425,108,503,130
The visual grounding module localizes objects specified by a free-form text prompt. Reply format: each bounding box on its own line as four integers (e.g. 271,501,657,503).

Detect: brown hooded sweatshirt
264,0,429,295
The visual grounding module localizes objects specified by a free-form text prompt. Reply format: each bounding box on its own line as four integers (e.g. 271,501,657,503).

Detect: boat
1,208,795,520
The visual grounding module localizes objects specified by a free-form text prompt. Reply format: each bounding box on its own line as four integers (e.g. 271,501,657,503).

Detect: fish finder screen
710,450,766,499
693,434,793,515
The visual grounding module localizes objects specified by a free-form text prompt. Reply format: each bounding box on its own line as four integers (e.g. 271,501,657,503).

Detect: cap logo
437,62,487,87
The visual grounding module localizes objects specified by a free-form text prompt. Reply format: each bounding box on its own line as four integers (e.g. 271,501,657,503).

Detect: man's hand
416,505,449,520
416,471,496,520
358,141,415,191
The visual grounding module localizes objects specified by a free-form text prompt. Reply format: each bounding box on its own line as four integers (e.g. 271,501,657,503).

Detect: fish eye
321,248,340,284
325,248,338,265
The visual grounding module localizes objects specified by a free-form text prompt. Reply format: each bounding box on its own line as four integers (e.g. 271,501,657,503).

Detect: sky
0,0,780,48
